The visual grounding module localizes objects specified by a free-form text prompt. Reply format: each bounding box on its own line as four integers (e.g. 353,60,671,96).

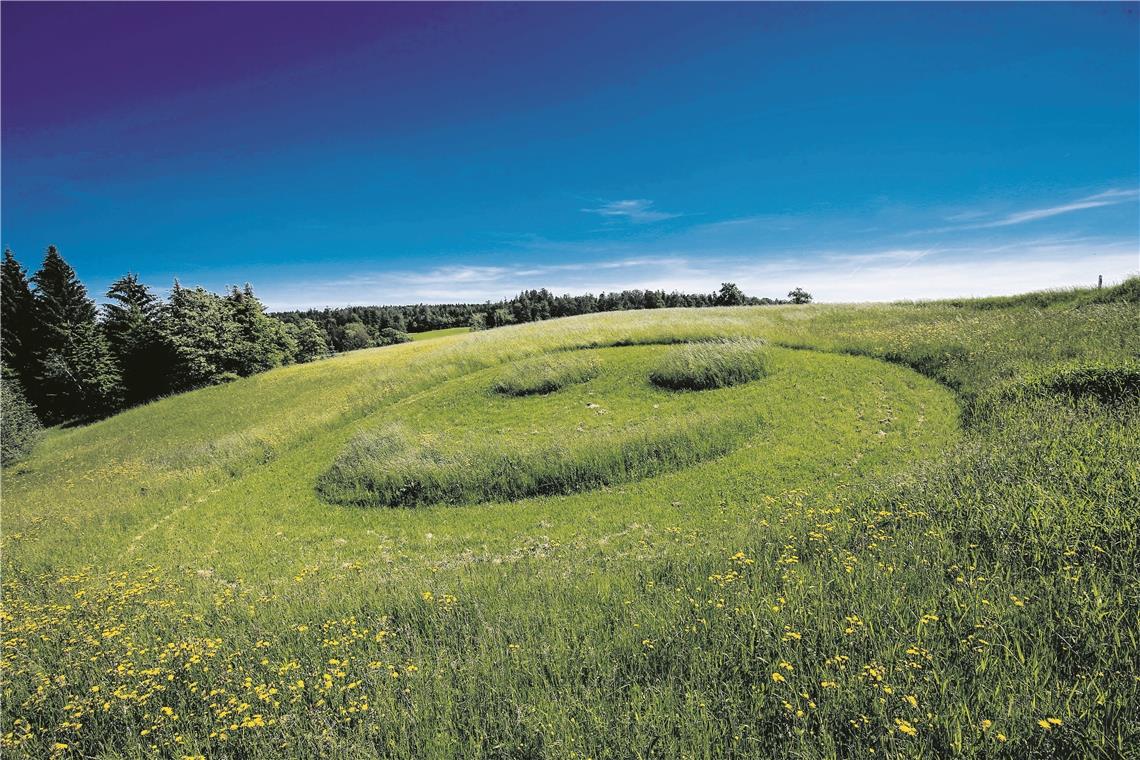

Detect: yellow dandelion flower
771,672,786,683
895,718,918,737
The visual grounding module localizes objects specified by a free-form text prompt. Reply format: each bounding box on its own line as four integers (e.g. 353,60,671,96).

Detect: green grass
490,351,600,396
408,326,472,341
319,346,766,507
649,337,769,390
3,281,1138,758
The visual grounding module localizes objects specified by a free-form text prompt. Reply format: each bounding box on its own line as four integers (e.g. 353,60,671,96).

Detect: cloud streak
927,188,1140,233
581,199,680,223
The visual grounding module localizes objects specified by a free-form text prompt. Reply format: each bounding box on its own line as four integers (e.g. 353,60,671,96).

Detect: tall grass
491,352,601,396
649,338,769,390
318,409,761,507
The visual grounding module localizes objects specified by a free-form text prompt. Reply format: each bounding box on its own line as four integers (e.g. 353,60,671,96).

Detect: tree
290,318,330,363
104,273,166,403
1,249,39,389
341,321,373,351
715,282,746,306
374,327,411,346
787,287,813,304
224,284,293,376
488,308,515,328
36,321,123,420
1,366,42,465
30,246,122,420
159,281,238,391
643,290,666,309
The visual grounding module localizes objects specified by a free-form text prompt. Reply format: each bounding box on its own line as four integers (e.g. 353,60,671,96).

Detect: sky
2,2,1138,309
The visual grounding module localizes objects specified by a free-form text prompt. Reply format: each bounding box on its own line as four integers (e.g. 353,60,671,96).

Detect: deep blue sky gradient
2,2,1137,306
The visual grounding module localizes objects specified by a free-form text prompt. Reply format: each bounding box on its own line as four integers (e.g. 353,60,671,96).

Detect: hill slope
3,294,1138,758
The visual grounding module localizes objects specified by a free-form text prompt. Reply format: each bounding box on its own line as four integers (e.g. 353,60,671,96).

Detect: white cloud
257,240,1138,310
581,199,680,223
930,188,1140,233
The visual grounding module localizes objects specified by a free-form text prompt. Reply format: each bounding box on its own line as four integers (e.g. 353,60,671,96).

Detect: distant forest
275,284,811,353
1,244,807,460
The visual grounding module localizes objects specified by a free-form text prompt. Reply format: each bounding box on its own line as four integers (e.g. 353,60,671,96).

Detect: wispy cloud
927,188,1140,233
581,199,680,223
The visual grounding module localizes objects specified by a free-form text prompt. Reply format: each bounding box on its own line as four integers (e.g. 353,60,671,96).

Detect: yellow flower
895,718,918,737
903,694,918,708
771,672,786,683
996,733,1007,742
980,719,993,730
1038,717,1062,730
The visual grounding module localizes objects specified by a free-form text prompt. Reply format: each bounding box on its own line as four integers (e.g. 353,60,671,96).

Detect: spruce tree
30,246,122,421
104,273,166,403
224,284,291,376
1,249,39,388
159,281,235,391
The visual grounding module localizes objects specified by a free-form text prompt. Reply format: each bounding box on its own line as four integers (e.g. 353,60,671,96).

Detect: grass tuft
491,353,601,396
649,338,770,390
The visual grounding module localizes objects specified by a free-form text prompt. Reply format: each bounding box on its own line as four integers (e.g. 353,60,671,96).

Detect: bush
649,339,769,390
1,373,42,466
491,353,601,396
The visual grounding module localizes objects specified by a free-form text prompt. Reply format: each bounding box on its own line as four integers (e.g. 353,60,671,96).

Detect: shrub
1,372,42,466
491,353,601,396
649,339,769,390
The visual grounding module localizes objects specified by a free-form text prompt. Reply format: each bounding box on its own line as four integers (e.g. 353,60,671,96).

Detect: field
3,286,1138,758
408,327,473,342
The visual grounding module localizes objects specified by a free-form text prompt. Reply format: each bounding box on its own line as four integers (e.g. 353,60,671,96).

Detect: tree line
276,283,811,352
1,246,333,462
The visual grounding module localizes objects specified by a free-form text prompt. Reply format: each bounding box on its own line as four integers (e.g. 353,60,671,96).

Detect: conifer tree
158,281,236,391
29,246,122,420
1,249,39,388
104,273,166,403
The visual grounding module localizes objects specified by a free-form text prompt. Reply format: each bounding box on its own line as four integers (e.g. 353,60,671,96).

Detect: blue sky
2,2,1137,308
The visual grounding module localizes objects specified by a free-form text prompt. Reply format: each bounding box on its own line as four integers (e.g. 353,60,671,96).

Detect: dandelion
772,672,786,683
895,718,918,737
980,719,992,730
903,694,918,708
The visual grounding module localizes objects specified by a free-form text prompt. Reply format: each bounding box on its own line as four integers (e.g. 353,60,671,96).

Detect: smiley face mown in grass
317,344,771,507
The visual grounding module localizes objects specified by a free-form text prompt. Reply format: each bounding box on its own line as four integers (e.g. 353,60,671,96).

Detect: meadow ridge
2,284,1139,758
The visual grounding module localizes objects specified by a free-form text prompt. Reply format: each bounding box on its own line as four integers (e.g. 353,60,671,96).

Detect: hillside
3,290,1138,758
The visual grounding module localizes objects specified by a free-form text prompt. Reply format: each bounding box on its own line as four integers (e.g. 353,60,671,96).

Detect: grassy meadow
408,327,473,342
2,284,1138,758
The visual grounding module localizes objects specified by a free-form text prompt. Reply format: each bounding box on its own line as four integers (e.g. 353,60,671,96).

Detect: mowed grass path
3,300,1137,758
